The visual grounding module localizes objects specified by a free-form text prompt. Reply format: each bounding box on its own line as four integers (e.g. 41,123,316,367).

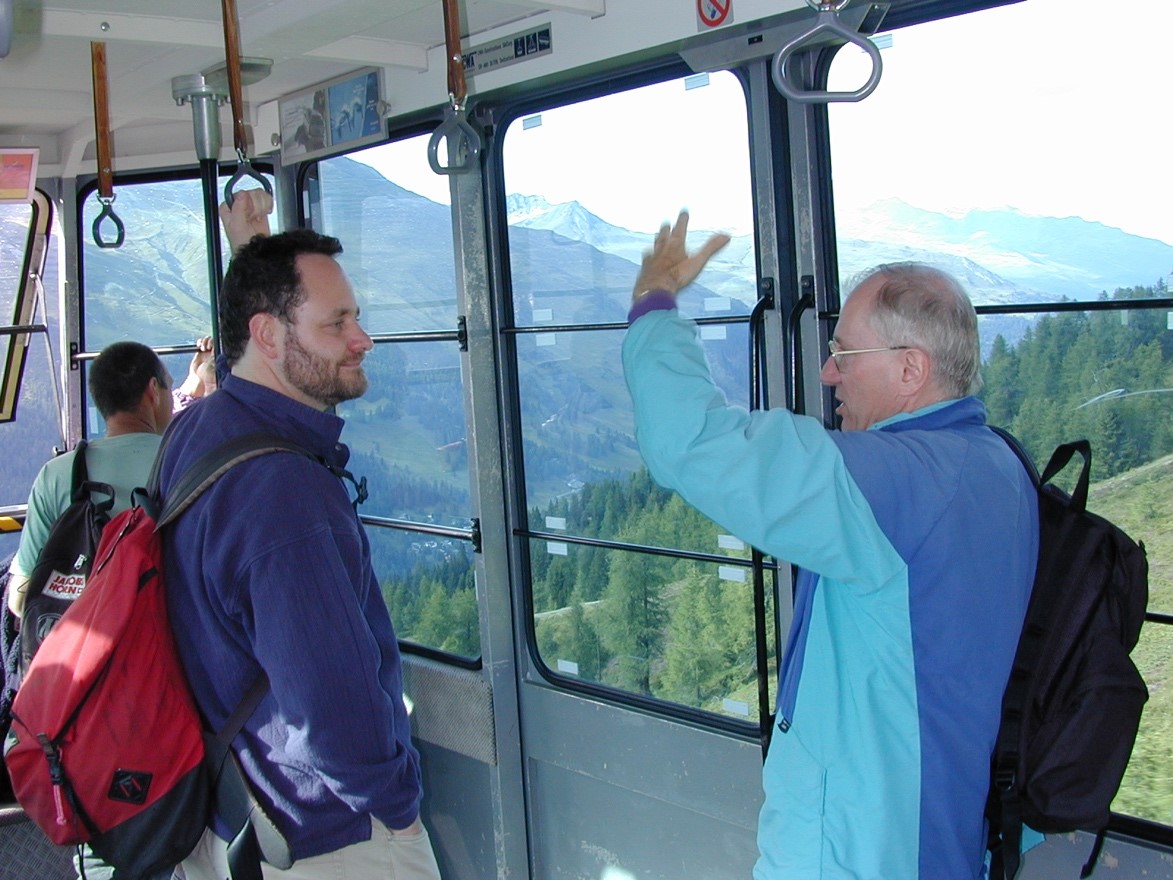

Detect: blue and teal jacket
623,307,1037,879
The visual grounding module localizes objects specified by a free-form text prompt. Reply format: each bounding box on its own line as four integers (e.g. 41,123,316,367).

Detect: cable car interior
1,0,1171,877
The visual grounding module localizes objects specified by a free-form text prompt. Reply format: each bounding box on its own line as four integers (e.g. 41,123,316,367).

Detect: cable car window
81,179,226,350
320,146,458,336
502,72,773,719
1,203,33,319
320,135,477,659
79,171,273,441
1,197,63,559
828,0,1173,829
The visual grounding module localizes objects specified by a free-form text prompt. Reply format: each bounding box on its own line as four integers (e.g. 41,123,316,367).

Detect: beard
283,327,368,407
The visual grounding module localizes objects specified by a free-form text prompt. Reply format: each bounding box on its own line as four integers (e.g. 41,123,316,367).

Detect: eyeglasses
827,340,911,362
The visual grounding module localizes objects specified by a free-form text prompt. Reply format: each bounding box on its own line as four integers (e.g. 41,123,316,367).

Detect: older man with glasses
622,212,1038,880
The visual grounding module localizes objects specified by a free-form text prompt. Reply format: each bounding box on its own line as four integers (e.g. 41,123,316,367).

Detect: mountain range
6,157,1173,517
509,191,1173,306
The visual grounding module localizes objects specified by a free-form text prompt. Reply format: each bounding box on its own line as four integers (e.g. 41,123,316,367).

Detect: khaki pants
180,819,441,880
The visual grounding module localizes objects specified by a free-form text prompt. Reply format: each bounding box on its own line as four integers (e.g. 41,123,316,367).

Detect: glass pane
1,324,63,502
320,136,476,658
502,71,761,708
336,341,470,527
530,539,775,721
321,138,458,335
516,324,750,550
1,203,32,319
504,73,757,327
829,2,1173,301
370,526,479,658
979,305,1173,614
81,171,271,351
82,180,218,350
1114,620,1173,825
1,204,63,518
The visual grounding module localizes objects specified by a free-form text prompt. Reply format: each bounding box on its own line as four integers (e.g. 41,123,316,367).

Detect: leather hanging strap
220,0,249,157
90,42,114,199
89,41,124,247
441,0,466,105
217,0,272,207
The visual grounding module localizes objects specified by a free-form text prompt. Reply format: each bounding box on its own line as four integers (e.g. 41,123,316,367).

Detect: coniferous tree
599,542,668,695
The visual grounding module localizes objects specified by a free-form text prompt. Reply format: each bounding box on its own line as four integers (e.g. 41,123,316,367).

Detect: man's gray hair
853,262,982,397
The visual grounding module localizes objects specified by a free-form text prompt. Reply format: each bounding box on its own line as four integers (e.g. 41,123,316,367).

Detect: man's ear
900,347,932,396
248,312,283,360
142,376,162,407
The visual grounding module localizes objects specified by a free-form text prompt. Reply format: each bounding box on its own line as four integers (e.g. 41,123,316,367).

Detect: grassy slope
1088,455,1173,823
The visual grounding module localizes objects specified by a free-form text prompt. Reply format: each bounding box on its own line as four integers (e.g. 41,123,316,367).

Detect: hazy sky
353,0,1173,246
828,0,1173,245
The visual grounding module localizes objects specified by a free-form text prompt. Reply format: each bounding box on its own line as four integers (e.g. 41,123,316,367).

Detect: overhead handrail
220,0,272,208
771,0,883,104
427,0,482,175
90,41,125,249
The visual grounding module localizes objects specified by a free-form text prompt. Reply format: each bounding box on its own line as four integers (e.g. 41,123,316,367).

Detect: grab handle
223,152,273,209
92,195,125,250
427,103,482,175
428,0,482,175
772,0,883,104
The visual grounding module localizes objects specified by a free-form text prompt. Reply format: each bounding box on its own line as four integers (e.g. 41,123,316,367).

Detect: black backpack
18,440,117,677
988,430,1149,880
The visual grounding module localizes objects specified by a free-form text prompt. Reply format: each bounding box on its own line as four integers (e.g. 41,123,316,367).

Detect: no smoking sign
696,0,732,29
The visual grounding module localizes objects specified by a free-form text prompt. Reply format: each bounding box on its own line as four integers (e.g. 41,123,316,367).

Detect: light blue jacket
623,307,1037,879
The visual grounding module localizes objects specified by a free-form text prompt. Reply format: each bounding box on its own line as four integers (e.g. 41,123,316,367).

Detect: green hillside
1089,456,1173,823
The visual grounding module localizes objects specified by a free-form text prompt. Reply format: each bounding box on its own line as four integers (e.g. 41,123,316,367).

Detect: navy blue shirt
159,373,421,859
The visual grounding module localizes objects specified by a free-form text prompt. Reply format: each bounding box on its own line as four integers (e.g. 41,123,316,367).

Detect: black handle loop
92,196,125,249
427,100,482,175
223,155,273,209
1039,439,1092,511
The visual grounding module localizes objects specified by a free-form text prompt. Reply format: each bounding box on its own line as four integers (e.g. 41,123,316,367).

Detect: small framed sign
0,148,39,204
278,67,384,163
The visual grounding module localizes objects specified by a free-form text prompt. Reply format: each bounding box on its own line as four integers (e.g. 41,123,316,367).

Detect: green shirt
10,432,161,579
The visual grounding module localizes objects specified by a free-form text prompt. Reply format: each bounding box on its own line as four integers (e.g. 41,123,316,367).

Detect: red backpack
3,433,319,879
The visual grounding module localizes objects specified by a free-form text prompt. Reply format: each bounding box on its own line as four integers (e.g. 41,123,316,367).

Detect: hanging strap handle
220,0,272,208
427,0,482,175
771,0,883,104
442,0,467,110
90,41,125,249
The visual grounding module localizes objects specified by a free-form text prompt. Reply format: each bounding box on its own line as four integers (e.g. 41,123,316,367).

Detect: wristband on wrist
628,289,676,323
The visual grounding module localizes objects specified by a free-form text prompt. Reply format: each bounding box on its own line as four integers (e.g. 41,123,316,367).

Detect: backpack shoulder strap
987,425,1037,880
68,439,117,515
989,425,1041,487
69,439,89,499
156,432,317,528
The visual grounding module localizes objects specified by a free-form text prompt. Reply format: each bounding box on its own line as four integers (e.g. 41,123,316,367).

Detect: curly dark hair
219,229,344,365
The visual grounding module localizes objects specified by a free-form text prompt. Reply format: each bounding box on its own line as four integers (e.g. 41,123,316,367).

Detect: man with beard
158,228,442,880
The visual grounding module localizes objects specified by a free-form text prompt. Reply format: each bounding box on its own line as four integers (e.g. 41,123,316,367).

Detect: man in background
6,341,173,619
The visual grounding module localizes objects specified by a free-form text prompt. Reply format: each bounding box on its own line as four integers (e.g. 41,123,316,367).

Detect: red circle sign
697,0,731,28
